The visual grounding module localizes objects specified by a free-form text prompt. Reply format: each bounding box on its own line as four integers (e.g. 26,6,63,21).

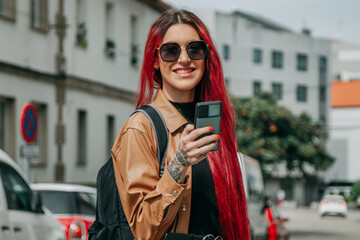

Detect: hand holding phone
194,101,222,151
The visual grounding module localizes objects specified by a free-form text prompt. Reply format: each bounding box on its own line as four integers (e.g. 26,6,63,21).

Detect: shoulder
111,111,156,156
124,111,153,133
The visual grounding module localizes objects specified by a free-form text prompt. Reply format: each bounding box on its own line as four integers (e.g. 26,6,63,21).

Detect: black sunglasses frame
157,40,209,62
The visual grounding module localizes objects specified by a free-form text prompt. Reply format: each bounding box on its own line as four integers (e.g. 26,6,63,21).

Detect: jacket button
182,205,188,212
172,191,178,197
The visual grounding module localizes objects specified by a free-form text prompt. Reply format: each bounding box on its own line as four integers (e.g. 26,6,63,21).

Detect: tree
350,180,360,202
233,92,334,179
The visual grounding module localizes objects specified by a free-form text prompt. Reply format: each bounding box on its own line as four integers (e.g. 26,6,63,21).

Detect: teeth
175,69,193,74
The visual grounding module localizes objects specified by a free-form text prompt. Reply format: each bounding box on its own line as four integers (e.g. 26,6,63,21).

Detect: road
279,206,360,240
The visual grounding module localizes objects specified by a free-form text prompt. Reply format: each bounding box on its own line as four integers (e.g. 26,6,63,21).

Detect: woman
262,196,278,240
111,9,250,240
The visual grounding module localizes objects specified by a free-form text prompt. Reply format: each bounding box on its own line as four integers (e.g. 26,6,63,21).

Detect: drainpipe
54,0,66,182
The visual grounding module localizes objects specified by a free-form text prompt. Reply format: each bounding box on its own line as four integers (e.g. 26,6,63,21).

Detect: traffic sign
20,144,39,159
20,103,38,143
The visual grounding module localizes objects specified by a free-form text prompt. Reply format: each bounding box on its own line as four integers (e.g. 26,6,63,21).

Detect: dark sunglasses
157,40,209,62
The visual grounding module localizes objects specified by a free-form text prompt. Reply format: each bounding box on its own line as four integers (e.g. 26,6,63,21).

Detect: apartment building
0,0,170,184
193,9,333,205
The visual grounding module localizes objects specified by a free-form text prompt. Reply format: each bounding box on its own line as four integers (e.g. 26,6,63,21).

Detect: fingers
182,124,195,136
176,124,219,166
187,126,213,141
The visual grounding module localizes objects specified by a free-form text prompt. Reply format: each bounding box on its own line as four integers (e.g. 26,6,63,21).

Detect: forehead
162,23,201,44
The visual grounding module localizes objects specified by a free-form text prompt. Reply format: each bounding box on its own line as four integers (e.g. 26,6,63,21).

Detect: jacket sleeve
111,115,188,240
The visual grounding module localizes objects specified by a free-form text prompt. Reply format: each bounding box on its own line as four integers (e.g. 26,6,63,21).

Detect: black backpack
88,105,168,240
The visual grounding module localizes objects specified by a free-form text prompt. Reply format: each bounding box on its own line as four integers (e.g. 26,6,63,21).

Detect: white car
31,183,96,240
0,149,65,240
318,194,347,217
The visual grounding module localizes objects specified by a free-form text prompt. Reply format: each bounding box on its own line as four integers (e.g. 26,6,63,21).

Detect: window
296,85,307,102
0,0,16,20
319,56,327,70
272,51,283,69
105,2,115,58
76,0,87,47
130,15,139,65
253,81,262,95
31,103,48,165
297,54,308,71
225,77,231,89
37,191,96,215
31,0,48,31
75,192,96,215
77,110,87,166
0,97,15,157
223,44,230,60
253,48,262,63
272,83,283,100
319,86,326,102
106,115,115,154
0,163,33,212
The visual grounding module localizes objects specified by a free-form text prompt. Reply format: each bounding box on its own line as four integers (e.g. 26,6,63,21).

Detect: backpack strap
134,104,168,177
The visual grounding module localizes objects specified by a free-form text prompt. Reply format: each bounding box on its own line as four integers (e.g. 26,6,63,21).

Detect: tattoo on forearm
176,147,191,166
167,158,182,183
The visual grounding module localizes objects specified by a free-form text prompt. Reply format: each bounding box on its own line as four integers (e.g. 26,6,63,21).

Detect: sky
164,0,360,46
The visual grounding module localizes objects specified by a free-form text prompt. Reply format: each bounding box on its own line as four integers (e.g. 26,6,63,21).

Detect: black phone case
194,101,222,151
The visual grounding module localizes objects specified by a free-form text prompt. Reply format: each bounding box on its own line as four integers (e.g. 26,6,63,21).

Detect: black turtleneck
170,101,222,236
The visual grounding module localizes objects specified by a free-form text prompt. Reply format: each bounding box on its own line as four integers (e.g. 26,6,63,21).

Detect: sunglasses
157,40,209,62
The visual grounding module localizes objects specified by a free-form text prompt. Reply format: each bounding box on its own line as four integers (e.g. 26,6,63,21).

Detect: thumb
182,124,195,136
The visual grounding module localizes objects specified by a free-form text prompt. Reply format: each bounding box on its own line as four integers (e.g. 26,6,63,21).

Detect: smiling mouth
173,68,195,74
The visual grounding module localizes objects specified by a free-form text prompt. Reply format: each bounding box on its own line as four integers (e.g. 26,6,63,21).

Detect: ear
154,57,159,69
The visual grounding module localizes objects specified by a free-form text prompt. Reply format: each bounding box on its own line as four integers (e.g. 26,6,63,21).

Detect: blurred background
1,0,360,239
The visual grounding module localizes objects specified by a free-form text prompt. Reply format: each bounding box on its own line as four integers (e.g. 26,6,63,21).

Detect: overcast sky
164,0,360,46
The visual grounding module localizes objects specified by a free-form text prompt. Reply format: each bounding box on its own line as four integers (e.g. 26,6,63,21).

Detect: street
279,206,360,240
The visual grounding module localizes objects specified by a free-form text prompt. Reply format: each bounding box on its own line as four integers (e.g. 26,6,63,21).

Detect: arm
112,118,218,239
112,125,185,240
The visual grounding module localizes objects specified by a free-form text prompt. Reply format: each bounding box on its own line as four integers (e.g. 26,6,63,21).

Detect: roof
31,183,96,193
332,80,360,108
231,10,292,33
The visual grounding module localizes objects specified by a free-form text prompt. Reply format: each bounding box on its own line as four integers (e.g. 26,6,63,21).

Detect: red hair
136,9,250,240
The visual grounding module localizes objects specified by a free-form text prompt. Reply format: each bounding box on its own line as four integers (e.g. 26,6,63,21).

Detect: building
193,9,333,205
327,80,360,190
195,10,332,122
0,0,170,184
331,40,360,81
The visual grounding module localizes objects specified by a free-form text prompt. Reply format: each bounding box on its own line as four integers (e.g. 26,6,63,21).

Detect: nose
177,46,191,65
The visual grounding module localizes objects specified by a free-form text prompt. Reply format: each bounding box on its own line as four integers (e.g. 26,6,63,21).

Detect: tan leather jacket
111,89,192,240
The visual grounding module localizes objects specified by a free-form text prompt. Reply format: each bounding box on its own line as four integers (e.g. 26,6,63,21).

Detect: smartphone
194,101,222,151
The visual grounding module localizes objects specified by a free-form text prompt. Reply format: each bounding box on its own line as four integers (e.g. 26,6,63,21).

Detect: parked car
238,153,267,240
31,183,96,240
357,195,360,208
0,149,65,240
318,194,347,217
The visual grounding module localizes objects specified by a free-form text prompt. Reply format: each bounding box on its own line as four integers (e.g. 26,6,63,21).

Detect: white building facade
194,10,333,205
327,80,360,186
196,10,332,122
0,0,170,184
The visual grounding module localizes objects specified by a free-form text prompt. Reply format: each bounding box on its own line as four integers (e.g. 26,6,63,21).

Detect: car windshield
39,191,96,215
323,195,344,203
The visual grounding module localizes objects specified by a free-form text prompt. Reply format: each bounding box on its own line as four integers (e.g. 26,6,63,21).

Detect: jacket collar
151,89,189,133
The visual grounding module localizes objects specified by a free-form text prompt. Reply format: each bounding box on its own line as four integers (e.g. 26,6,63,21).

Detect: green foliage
351,180,360,201
233,92,335,179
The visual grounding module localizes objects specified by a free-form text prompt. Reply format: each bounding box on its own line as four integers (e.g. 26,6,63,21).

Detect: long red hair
136,9,250,240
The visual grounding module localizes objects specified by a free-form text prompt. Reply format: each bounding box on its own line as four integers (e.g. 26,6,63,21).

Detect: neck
162,88,195,103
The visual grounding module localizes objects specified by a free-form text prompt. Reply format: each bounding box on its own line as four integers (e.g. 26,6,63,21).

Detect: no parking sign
20,103,38,143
